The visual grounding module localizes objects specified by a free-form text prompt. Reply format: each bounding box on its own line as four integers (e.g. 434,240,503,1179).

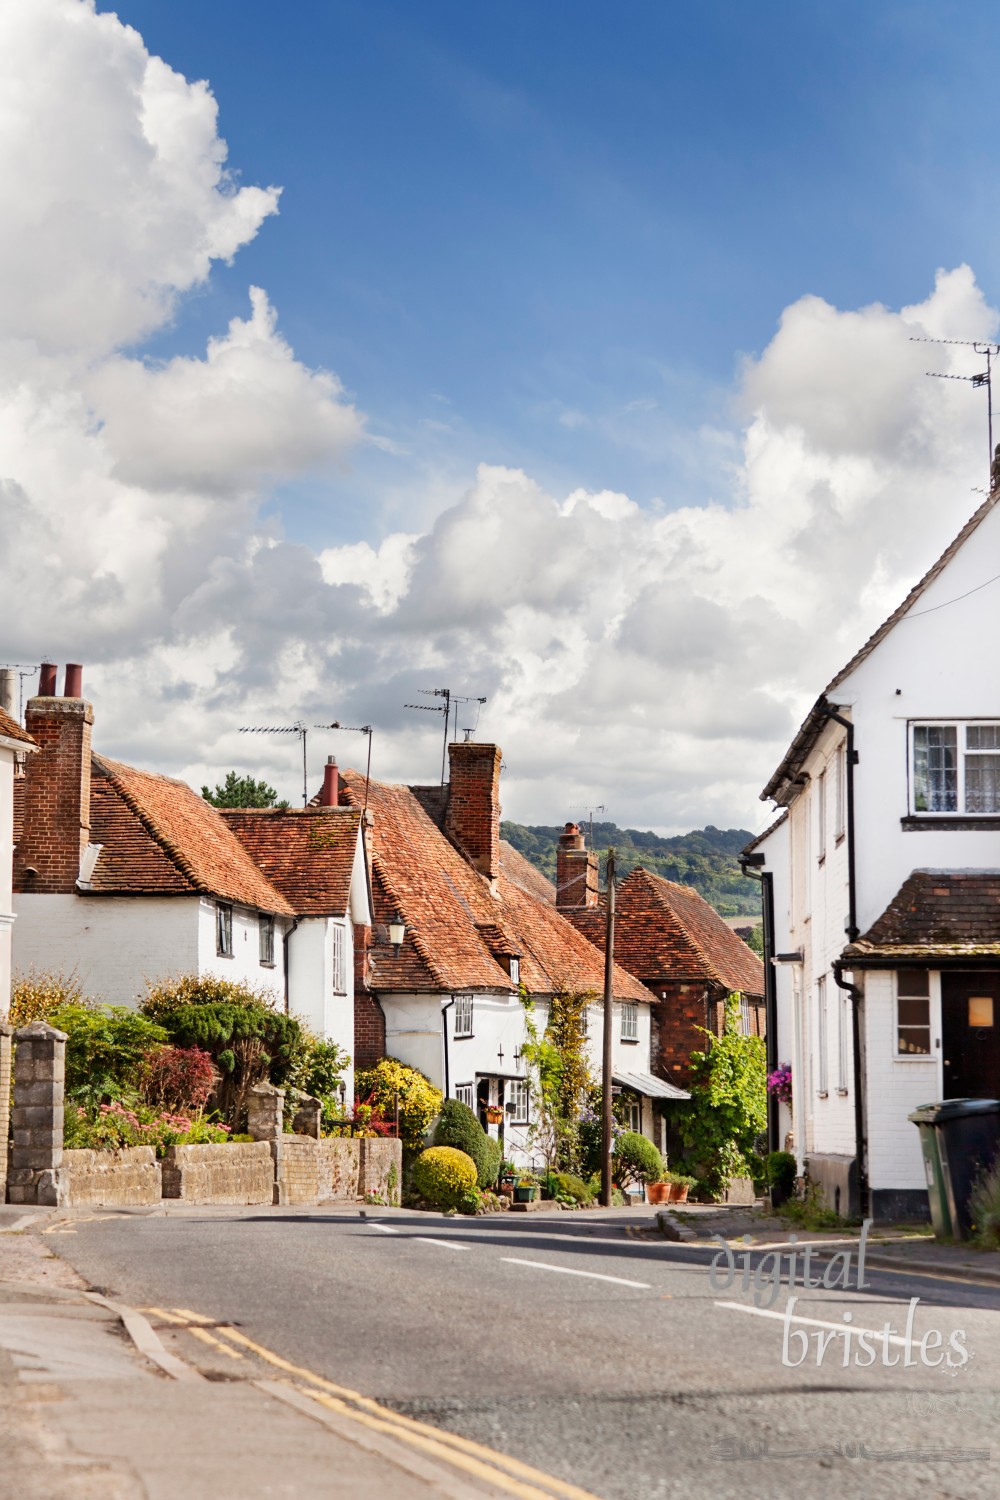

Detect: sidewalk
0,1217,567,1500
654,1201,1000,1284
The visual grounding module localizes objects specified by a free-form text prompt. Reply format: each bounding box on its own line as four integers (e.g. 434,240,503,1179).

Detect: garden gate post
0,1022,12,1202
247,1081,286,1205
8,1020,67,1206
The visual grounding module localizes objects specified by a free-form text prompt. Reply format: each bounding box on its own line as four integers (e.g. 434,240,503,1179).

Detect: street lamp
388,913,405,949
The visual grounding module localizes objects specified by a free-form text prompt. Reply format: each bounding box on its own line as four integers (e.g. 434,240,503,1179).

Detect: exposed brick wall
555,823,598,910
14,695,93,893
445,742,501,880
353,921,385,1068
651,982,715,1089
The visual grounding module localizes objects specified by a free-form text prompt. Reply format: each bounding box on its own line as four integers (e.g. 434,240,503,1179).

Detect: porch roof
613,1068,690,1102
843,869,1000,968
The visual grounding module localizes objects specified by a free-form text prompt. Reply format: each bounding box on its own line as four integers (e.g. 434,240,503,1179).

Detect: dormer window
508,956,520,985
911,722,1000,815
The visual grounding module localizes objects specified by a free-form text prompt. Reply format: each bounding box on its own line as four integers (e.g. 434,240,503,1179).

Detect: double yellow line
144,1307,601,1500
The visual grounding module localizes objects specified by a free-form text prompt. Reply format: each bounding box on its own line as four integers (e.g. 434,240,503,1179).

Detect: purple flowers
766,1063,793,1106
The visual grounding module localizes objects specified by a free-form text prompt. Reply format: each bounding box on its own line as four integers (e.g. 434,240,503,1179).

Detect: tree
678,995,766,1198
202,771,289,809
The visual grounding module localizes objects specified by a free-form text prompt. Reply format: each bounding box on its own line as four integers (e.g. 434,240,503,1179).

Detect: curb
655,1210,698,1243
862,1251,1000,1287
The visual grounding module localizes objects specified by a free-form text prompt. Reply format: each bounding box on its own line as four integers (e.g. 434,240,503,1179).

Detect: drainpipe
441,995,456,1099
833,959,869,1219
282,917,300,1014
740,857,777,1154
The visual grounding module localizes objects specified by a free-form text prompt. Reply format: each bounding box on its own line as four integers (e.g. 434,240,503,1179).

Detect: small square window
969,996,994,1028
259,915,275,966
455,1082,475,1110
454,994,474,1038
216,903,233,958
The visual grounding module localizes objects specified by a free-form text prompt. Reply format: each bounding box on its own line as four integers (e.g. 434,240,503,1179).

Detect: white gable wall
287,915,355,1102
194,899,286,1006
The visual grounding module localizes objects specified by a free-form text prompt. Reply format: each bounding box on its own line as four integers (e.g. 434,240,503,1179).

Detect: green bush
141,974,305,1129
411,1146,478,1209
546,1171,593,1204
765,1150,797,1197
970,1155,1000,1249
677,994,766,1197
47,1003,168,1110
612,1130,665,1186
432,1099,502,1189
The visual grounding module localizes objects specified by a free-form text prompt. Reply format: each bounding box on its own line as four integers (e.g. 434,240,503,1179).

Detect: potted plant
765,1150,797,1209
485,1104,504,1126
646,1178,671,1205
514,1175,538,1203
668,1172,698,1203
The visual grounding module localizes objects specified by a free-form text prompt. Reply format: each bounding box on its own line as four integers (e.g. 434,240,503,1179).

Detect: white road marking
369,1223,399,1234
502,1258,650,1289
715,1299,913,1347
415,1237,471,1251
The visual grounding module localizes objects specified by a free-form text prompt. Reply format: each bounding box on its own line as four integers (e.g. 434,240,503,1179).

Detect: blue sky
109,1,1000,544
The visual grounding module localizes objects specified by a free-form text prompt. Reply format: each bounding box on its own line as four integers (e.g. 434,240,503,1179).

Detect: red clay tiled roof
499,840,557,903
0,708,35,747
845,870,1000,962
567,867,765,997
89,755,294,914
340,769,651,1001
222,807,361,916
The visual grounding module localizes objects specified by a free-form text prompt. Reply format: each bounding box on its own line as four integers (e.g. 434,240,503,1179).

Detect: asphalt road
48,1206,1000,1500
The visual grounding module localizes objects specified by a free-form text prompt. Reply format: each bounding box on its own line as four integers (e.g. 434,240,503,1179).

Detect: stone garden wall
62,1146,161,1207
161,1141,275,1205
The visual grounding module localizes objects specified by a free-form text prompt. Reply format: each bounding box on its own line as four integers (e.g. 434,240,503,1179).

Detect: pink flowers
767,1063,793,1106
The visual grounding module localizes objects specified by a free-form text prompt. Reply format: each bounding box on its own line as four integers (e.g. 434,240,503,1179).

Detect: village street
15,1203,1000,1500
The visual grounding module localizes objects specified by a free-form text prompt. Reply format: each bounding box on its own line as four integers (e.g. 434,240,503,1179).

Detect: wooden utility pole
600,848,616,1208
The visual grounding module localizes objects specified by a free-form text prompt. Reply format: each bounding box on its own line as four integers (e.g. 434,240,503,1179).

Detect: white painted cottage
745,490,1000,1220
341,741,667,1169
10,669,369,1077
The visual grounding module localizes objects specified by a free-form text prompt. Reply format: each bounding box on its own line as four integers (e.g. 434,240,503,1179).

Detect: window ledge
901,815,1000,831
816,1090,829,1099
620,1037,640,1045
836,1087,849,1097
454,1033,474,1041
817,854,826,867
835,833,846,846
259,961,276,969
217,952,234,961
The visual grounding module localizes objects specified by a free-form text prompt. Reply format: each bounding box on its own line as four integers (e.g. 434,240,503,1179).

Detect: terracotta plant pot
668,1183,689,1203
646,1182,671,1205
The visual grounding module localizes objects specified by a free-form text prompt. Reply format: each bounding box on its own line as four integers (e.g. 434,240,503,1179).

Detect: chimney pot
445,742,502,882
38,663,57,697
320,755,339,807
64,663,83,698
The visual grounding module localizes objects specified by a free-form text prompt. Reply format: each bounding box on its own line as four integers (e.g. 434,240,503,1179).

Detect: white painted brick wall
863,969,940,1192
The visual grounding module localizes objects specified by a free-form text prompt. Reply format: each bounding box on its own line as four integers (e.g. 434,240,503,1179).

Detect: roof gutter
832,959,869,1220
283,916,301,1014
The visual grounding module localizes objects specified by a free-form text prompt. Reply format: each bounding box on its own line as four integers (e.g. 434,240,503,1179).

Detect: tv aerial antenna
571,803,607,848
238,721,308,806
315,721,374,817
404,688,487,784
911,336,1000,481
0,662,41,722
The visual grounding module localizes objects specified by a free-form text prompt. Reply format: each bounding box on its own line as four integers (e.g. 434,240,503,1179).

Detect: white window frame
739,993,752,1036
815,975,828,1096
331,923,347,994
508,956,520,985
509,1078,530,1124
620,1002,638,1042
816,768,827,863
909,720,1000,816
895,970,932,1058
454,994,474,1038
834,739,846,842
624,1097,642,1133
216,903,233,958
259,915,275,967
455,1082,475,1110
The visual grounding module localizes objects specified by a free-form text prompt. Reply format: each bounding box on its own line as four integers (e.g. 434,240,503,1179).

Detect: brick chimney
319,755,339,807
446,742,501,883
556,822,598,910
14,664,93,893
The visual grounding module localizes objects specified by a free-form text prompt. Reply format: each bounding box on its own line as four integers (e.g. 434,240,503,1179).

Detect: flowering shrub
10,968,85,1026
353,1058,442,1149
63,1101,230,1158
141,1046,216,1114
766,1063,793,1107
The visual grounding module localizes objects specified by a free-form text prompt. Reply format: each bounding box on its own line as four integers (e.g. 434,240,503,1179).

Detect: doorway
942,972,1000,1099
